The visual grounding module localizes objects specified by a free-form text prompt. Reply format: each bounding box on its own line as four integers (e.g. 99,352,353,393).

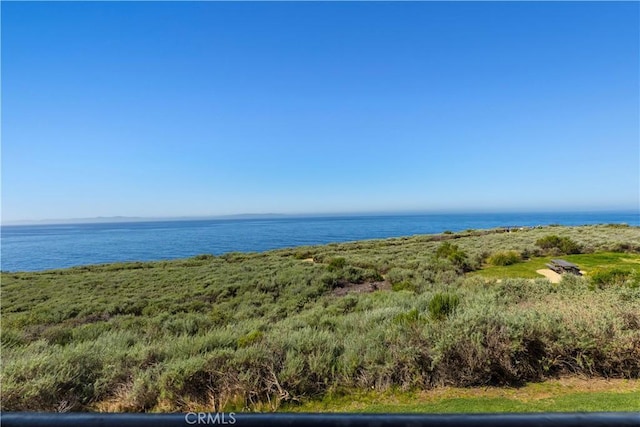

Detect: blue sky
2,2,638,222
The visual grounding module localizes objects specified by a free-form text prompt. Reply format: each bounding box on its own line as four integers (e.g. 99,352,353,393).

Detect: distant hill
1,213,289,226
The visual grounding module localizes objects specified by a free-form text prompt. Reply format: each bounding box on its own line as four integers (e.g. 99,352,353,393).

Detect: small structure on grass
546,259,582,276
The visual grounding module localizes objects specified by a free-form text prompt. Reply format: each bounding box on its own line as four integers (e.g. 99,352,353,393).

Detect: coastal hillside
2,224,639,412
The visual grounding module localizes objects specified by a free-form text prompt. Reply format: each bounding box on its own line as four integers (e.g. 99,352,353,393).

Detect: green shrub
193,254,215,261
386,268,414,285
392,281,417,292
520,248,539,259
327,257,347,271
436,242,458,258
535,235,581,255
497,278,556,304
293,250,314,260
590,268,634,289
163,314,212,336
558,239,581,255
487,251,522,266
342,267,382,284
237,330,264,348
1,329,24,348
320,272,340,289
42,326,74,346
429,292,460,320
536,235,562,249
337,295,358,314
124,372,161,411
393,308,421,325
609,242,640,253
435,242,471,272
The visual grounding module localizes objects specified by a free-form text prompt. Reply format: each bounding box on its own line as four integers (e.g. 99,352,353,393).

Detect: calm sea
1,211,638,272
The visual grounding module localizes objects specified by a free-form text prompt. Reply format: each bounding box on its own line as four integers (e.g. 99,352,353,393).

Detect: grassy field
473,252,640,280
1,224,639,412
287,378,640,412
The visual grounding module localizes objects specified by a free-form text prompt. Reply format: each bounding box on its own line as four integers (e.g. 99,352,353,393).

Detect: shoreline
2,223,638,274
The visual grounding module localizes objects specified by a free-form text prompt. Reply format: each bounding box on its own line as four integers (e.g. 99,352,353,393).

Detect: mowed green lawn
285,379,640,413
473,252,640,280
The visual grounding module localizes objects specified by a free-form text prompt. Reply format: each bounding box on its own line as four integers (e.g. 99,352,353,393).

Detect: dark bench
546,259,581,276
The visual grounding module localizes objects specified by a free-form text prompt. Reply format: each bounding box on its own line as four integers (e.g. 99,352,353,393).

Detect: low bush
496,278,556,304
237,330,264,348
327,257,347,271
609,242,640,253
487,251,522,266
342,267,382,284
535,235,581,255
293,251,312,260
391,281,417,292
590,268,634,289
320,272,340,289
435,242,471,272
192,254,215,261
386,268,414,285
429,293,460,320
436,242,459,259
393,308,421,325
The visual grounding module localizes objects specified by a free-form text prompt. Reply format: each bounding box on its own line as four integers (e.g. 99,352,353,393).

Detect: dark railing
2,412,639,427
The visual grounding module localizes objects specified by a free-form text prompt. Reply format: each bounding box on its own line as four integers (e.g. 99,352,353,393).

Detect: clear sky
2,2,639,222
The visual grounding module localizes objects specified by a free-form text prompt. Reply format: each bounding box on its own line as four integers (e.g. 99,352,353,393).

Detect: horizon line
2,207,639,226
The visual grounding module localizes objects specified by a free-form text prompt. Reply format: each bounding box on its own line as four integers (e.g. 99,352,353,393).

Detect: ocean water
1,211,638,272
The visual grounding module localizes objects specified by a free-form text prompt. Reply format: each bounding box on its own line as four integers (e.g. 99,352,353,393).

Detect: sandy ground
536,269,562,283
536,269,587,283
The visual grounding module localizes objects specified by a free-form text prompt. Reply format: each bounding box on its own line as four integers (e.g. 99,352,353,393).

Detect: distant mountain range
3,209,637,226
1,214,289,226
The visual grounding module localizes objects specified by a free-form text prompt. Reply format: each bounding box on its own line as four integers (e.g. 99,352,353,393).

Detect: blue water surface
1,211,638,272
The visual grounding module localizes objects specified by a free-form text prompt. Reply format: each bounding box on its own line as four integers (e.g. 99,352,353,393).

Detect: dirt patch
554,376,639,392
332,281,391,296
414,377,639,403
536,269,562,283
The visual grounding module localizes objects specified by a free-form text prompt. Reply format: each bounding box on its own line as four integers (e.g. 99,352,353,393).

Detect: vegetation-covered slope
1,224,639,412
